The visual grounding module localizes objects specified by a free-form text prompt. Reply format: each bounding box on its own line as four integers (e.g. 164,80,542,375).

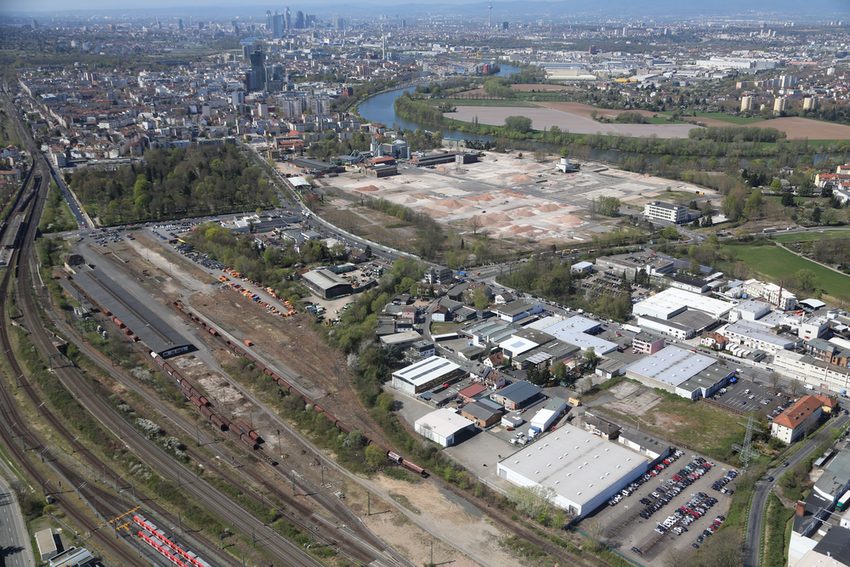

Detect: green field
692,111,766,125
771,229,850,244
590,385,746,462
722,242,850,303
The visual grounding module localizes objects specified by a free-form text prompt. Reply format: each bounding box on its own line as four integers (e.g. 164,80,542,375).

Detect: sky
2,0,849,16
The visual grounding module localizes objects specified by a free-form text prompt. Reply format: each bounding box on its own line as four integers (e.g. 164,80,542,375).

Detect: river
357,64,518,141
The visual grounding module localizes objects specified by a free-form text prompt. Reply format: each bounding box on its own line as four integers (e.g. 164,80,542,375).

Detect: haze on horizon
2,0,849,17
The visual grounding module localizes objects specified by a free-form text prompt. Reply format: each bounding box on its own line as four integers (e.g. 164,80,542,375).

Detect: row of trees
70,144,276,224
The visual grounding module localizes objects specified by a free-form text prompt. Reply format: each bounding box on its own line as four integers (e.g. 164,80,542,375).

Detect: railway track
0,169,148,566
45,278,411,567
0,93,325,566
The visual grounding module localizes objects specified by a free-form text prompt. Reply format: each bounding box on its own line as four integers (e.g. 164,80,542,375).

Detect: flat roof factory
497,423,650,518
625,345,732,400
391,355,463,395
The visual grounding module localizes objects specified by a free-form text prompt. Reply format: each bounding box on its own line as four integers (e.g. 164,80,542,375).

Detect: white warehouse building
414,408,476,447
496,423,650,518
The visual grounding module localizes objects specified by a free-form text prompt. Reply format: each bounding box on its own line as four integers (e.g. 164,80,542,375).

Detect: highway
743,411,850,567
0,471,35,567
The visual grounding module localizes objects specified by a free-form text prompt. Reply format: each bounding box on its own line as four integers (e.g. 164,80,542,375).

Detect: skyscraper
178,18,184,31
285,8,292,31
249,50,266,92
272,12,284,38
295,10,305,29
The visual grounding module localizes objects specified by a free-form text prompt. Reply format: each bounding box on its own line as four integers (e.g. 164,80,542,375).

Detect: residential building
771,395,824,444
740,95,754,112
742,279,797,310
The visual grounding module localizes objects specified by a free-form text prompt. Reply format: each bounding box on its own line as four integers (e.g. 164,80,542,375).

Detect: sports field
722,242,850,303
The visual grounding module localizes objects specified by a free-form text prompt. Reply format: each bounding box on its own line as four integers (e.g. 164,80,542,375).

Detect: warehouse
301,268,353,299
633,288,734,321
72,265,194,358
490,381,542,410
527,315,618,355
625,345,732,400
497,423,650,518
414,408,476,447
391,355,463,395
632,288,733,339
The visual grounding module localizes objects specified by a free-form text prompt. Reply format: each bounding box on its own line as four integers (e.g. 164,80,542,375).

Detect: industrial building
490,381,542,410
594,250,676,280
720,320,799,354
301,268,354,299
391,355,463,395
625,346,733,400
526,315,618,356
643,201,689,224
71,265,194,359
773,350,850,395
414,408,476,447
496,423,650,518
632,288,733,339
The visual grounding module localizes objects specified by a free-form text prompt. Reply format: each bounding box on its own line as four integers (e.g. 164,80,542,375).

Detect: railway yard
57,224,549,567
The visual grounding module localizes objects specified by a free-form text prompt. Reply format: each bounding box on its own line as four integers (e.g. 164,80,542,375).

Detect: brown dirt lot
540,101,659,120
187,288,394,449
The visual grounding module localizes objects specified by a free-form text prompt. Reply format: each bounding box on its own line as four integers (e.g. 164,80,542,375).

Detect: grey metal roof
73,266,193,357
492,381,541,403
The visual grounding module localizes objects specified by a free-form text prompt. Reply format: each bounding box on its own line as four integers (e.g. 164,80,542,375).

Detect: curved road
744,412,849,567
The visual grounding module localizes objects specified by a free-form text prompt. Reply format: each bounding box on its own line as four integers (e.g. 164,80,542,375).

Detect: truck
528,426,542,439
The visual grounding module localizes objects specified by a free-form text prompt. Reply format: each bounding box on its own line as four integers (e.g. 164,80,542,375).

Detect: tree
471,287,491,310
364,444,387,470
744,189,764,219
594,196,622,217
659,226,680,240
552,361,567,382
781,191,796,207
504,115,533,133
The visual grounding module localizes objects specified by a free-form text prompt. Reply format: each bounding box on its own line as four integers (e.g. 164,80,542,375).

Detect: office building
643,201,689,224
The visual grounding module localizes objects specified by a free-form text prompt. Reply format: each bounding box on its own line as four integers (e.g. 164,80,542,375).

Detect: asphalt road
744,411,850,567
0,473,35,567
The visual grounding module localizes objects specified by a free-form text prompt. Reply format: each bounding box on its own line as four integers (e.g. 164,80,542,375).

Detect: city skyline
3,0,849,17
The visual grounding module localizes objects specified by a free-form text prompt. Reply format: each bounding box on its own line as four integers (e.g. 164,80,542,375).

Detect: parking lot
708,376,791,417
590,448,736,564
